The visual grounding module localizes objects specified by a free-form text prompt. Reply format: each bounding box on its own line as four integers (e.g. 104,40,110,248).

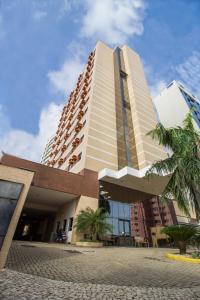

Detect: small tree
191,230,200,257
75,207,113,241
161,224,198,254
146,111,200,219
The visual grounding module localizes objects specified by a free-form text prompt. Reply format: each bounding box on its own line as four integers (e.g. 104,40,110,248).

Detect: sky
0,0,200,162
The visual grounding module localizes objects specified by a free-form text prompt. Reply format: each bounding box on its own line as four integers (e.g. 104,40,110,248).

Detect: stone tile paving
0,269,200,300
5,242,200,288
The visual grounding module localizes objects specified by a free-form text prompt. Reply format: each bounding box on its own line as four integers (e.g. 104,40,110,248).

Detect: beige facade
71,195,99,243
0,165,34,269
47,41,167,174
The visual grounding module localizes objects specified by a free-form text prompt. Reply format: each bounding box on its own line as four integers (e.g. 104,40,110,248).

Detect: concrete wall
54,199,77,243
154,82,190,128
0,165,34,269
85,41,118,171
71,195,99,243
122,45,167,169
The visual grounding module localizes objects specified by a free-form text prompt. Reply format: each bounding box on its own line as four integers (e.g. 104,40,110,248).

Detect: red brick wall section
0,153,99,199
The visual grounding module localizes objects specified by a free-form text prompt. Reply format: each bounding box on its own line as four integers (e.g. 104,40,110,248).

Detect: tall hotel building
47,41,166,173
2,41,191,262
1,42,197,267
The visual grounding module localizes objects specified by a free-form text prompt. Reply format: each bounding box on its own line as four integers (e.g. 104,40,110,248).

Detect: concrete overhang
25,186,78,212
98,166,171,195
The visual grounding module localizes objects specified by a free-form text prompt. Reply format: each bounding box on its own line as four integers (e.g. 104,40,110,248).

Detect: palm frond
146,156,176,177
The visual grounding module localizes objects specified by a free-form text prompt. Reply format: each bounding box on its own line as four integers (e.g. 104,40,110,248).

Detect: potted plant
75,207,112,247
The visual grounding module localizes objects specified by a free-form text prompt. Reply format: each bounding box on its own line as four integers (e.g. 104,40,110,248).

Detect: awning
98,166,171,195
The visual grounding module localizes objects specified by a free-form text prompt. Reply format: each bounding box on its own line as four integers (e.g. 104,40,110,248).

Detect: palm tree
75,207,113,241
146,111,200,219
161,224,198,254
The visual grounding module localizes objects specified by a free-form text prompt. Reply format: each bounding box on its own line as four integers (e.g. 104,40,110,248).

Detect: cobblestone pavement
5,242,200,288
0,269,200,300
1,241,200,299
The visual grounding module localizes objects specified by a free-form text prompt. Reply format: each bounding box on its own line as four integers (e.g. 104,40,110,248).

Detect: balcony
64,133,70,140
77,110,84,120
69,114,74,121
54,149,59,155
84,79,88,85
66,123,72,130
61,145,67,152
75,123,83,133
51,160,56,166
72,138,80,148
58,158,64,166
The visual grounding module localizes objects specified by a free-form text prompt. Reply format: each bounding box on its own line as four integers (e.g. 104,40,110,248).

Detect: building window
0,180,23,249
120,70,127,78
63,219,67,231
100,199,131,236
56,221,60,233
69,218,73,231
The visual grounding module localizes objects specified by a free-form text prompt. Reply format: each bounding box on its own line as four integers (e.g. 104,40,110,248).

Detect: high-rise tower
47,41,166,174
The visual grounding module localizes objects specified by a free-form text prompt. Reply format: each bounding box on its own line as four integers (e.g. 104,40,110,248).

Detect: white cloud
175,51,200,98
150,80,167,99
33,10,47,21
0,103,62,162
80,0,146,44
48,42,85,95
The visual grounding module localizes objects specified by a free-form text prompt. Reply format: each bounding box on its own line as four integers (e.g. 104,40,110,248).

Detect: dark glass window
63,219,67,231
0,180,23,249
0,180,23,199
100,199,131,236
56,221,60,233
69,218,73,231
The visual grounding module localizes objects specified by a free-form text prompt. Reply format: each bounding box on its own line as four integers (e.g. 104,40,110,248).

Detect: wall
71,195,99,243
122,45,167,169
54,199,77,243
0,165,34,269
154,82,190,128
85,41,118,171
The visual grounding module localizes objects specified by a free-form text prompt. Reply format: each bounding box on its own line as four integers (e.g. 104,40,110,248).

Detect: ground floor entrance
14,208,55,242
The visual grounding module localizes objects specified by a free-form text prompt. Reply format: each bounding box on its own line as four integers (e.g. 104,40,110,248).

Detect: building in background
130,196,197,246
154,80,200,129
40,136,55,165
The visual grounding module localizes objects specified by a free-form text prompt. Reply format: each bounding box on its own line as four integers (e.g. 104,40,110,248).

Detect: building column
71,195,99,244
0,165,34,269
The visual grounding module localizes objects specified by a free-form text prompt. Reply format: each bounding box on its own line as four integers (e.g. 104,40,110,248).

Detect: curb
166,253,200,264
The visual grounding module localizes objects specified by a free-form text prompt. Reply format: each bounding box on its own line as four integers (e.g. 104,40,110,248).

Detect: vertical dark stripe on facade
114,47,132,168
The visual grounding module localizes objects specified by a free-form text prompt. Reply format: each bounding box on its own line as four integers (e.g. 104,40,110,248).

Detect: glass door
118,219,131,236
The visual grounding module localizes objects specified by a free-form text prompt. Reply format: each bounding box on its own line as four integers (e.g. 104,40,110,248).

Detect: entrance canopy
98,166,171,196
25,186,78,212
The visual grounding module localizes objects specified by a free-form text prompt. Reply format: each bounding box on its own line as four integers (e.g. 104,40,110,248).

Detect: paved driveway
5,241,200,288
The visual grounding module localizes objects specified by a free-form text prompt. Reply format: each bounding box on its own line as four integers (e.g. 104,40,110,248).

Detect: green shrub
161,224,198,254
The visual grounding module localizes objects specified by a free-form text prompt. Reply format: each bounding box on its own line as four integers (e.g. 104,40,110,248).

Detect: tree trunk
91,230,97,241
178,241,186,255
